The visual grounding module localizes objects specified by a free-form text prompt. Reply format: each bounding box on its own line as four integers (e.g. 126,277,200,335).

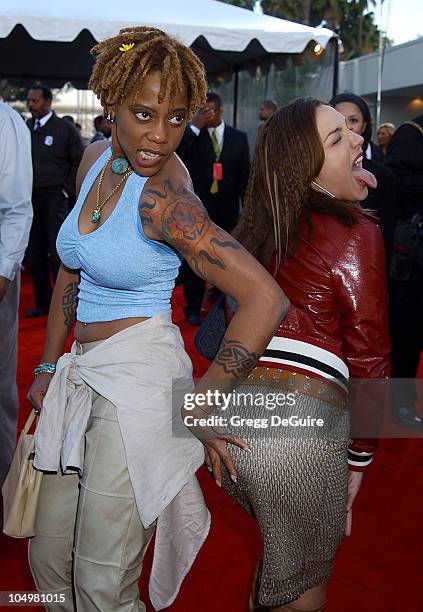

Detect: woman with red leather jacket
216,98,390,612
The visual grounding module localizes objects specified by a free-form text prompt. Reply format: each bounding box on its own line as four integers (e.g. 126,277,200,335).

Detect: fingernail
206,466,213,472
230,474,237,483
216,480,221,487
243,447,252,453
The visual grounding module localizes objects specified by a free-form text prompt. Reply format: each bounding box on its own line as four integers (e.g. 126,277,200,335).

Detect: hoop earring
104,111,115,124
311,181,335,199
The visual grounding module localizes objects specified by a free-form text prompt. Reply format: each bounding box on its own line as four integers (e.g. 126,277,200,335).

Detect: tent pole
332,38,339,99
376,0,385,130
233,68,239,128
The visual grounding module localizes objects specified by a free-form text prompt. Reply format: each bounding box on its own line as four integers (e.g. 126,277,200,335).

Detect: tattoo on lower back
139,179,240,276
62,282,78,331
215,339,259,379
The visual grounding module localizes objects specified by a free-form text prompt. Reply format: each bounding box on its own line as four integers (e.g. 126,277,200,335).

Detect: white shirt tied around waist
34,311,210,610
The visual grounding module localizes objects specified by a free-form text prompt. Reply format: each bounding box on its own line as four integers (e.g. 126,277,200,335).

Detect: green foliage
220,0,385,59
219,0,256,8
337,1,379,58
0,79,28,102
261,0,309,24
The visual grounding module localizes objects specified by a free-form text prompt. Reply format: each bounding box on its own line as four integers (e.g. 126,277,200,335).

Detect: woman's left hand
345,470,363,536
203,436,247,488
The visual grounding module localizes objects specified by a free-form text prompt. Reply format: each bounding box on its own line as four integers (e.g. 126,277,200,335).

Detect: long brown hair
233,97,362,269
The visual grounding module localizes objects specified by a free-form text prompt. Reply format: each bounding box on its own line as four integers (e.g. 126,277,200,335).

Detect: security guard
26,84,83,317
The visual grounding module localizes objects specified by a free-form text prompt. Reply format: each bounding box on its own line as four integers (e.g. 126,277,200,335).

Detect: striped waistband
259,336,349,391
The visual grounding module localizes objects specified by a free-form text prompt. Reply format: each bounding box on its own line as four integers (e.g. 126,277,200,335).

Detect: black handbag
194,293,227,360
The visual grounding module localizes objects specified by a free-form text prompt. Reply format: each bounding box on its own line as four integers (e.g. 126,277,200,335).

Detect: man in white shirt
0,102,33,525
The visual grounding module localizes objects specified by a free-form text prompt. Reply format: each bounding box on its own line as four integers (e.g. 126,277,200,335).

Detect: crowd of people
0,24,422,612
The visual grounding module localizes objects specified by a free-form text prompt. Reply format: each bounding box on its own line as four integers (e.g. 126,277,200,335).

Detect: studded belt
248,366,348,410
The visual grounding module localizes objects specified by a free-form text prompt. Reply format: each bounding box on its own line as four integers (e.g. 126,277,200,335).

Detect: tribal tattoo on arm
140,179,241,278
215,338,259,379
62,282,79,331
140,179,259,378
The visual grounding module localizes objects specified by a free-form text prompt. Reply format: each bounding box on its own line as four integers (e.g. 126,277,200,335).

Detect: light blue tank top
56,147,181,323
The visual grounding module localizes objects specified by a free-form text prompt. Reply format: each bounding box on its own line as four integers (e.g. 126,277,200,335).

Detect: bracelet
34,362,57,376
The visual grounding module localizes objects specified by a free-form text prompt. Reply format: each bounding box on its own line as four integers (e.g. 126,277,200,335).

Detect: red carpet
1,271,423,612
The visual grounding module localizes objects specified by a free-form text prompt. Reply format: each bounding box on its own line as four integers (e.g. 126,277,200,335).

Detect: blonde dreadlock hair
89,26,207,119
233,97,361,273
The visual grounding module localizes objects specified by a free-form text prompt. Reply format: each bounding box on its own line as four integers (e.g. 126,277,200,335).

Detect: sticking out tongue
352,167,377,189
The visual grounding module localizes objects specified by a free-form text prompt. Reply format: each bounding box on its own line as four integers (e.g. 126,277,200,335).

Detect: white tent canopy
0,0,337,89
1,0,334,54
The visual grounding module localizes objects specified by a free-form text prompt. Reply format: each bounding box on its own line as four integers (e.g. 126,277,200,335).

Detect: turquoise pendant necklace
90,156,133,224
111,157,130,175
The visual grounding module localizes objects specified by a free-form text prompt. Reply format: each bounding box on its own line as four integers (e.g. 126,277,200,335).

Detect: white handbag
2,410,43,538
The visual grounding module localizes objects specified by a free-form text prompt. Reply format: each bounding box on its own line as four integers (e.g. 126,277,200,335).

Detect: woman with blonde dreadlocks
217,98,390,611
26,26,287,611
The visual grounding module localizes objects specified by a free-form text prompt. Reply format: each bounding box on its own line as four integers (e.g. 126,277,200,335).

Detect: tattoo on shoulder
139,179,240,276
215,339,259,379
62,282,78,331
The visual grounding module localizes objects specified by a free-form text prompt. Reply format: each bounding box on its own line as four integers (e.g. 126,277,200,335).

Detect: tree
334,0,381,58
219,0,255,8
353,0,376,56
261,0,305,24
0,79,28,103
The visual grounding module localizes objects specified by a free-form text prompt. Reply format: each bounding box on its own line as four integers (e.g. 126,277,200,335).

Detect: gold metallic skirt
220,383,350,607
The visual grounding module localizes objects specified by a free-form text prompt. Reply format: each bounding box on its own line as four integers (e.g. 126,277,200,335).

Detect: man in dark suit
25,84,84,317
176,92,250,325
258,99,278,122
385,115,423,428
90,114,112,143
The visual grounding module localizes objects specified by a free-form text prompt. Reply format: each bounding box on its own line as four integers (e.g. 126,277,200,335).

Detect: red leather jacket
269,209,391,468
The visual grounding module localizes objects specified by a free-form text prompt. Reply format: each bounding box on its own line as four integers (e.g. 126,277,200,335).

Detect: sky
373,0,422,45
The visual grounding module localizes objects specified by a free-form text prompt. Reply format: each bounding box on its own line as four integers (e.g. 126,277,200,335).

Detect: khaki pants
29,342,155,611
